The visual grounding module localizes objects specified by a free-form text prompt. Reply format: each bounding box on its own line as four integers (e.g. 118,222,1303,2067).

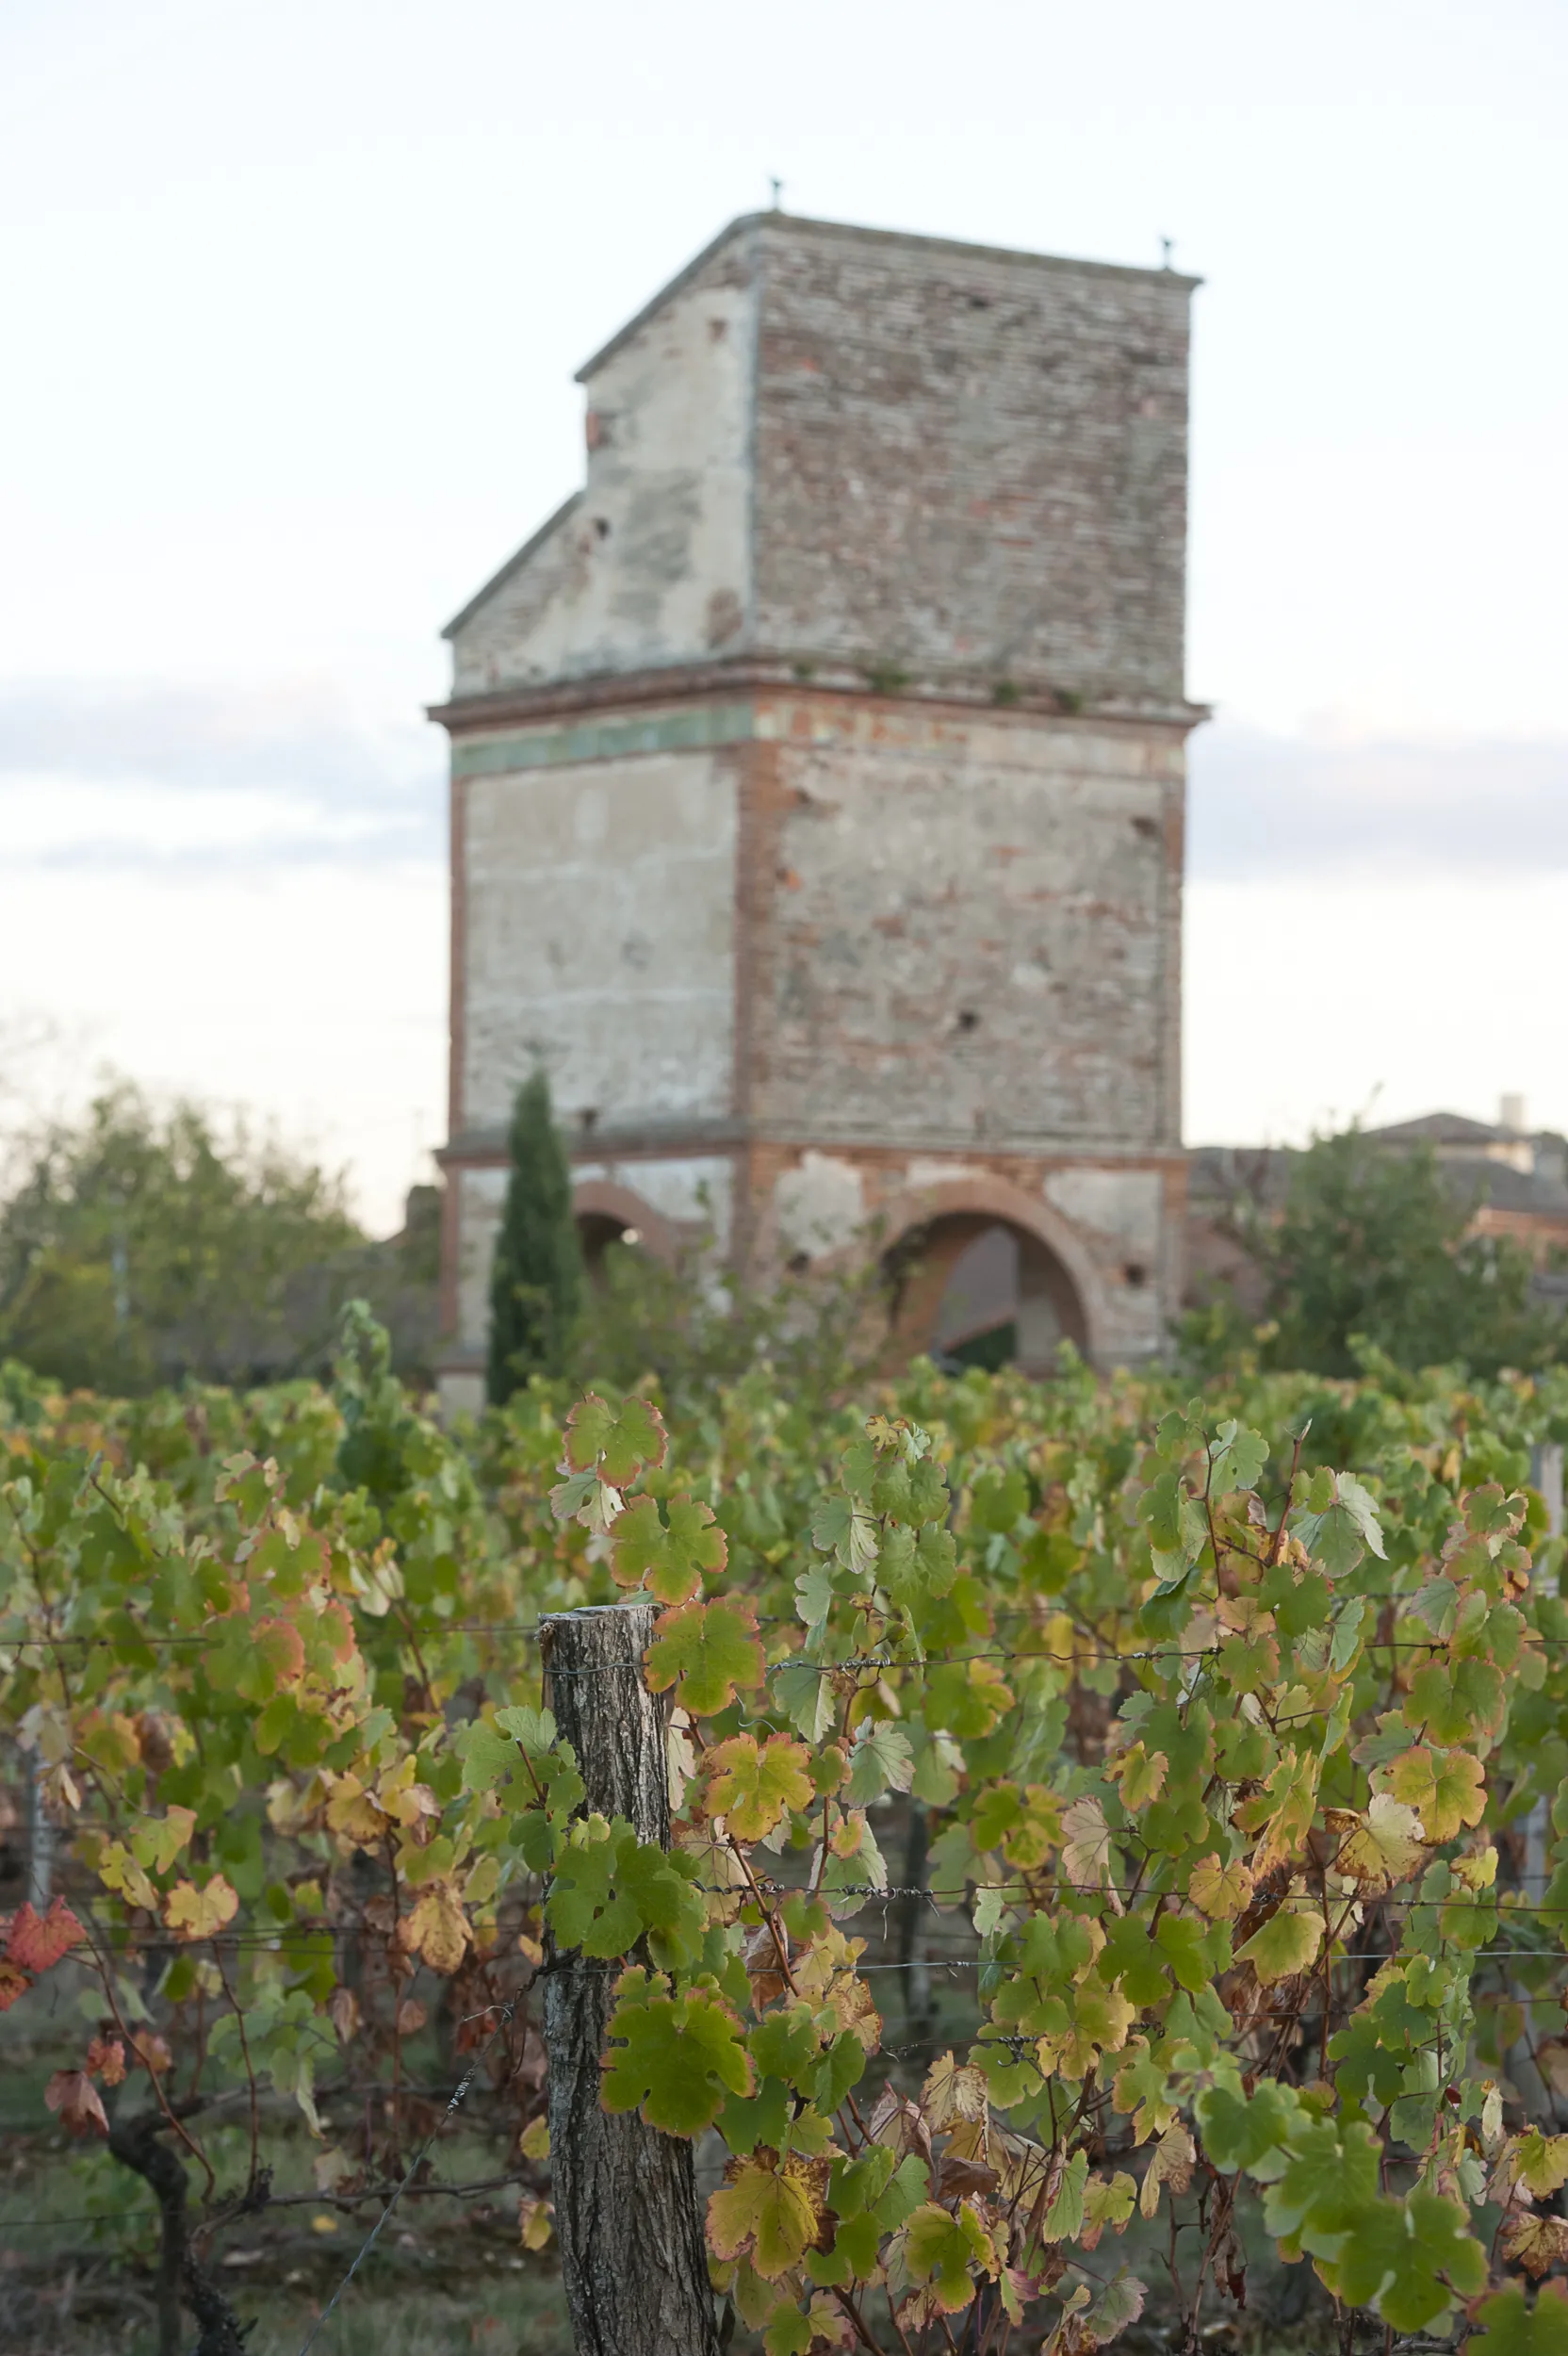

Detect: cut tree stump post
540,1600,721,2356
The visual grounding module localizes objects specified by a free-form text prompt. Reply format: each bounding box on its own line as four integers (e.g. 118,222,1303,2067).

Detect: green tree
1260,1126,1559,1377
487,1071,583,1402
0,1083,371,1394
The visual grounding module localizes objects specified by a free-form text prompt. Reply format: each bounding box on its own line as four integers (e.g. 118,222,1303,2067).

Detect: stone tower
433,211,1202,1415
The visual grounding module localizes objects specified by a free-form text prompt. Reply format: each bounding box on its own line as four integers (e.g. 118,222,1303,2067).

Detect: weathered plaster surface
449,238,758,695
455,1165,508,1351
459,745,739,1136
1043,1168,1164,1253
773,1151,866,1258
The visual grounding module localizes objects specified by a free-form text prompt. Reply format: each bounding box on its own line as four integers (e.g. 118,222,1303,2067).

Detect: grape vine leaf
1208,1421,1268,1498
546,1817,705,1965
601,1968,752,2135
1188,1854,1254,1921
708,2151,825,2280
1235,1902,1323,1984
1291,1469,1385,1576
45,2068,109,2137
1260,2117,1380,2256
903,2201,994,2310
843,1722,914,1809
811,1493,879,1577
1085,2266,1148,2343
164,1875,240,1941
6,1898,87,1972
1336,1794,1429,1891
611,1493,727,1604
1469,2282,1568,2353
562,1393,668,1485
1377,1743,1486,1842
645,1597,765,1715
707,1733,814,1841
1324,2188,1485,2334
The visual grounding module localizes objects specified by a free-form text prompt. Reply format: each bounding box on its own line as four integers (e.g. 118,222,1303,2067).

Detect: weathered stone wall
434,211,1200,1400
449,233,760,695
751,220,1193,705
743,1138,1181,1364
445,214,1194,711
456,741,740,1136
740,700,1184,1152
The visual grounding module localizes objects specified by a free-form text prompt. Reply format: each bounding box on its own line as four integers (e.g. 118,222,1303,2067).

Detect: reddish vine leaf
45,2069,109,2137
7,1897,87,1972
85,2035,126,2085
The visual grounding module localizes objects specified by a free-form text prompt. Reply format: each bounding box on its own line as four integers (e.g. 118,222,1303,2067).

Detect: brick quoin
429,211,1205,1413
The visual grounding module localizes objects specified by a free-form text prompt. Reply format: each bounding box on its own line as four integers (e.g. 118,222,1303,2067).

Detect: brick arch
875,1172,1107,1367
572,1179,681,1268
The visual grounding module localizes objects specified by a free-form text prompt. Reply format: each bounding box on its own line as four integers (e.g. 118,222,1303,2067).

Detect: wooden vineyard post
539,1600,721,2356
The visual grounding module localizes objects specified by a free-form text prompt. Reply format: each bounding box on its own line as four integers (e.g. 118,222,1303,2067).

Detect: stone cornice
429,658,1208,740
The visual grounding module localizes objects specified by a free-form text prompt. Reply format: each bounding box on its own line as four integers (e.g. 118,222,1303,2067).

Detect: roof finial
1159,236,1174,271
769,176,784,211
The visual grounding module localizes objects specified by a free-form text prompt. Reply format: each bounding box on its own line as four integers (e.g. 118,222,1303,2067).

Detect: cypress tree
486,1071,583,1403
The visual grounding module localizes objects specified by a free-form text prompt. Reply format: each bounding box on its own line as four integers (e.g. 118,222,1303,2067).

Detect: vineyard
5,1311,1568,2356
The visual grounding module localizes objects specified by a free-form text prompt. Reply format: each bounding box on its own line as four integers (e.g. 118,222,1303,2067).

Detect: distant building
431,211,1203,1415
1186,1101,1568,1317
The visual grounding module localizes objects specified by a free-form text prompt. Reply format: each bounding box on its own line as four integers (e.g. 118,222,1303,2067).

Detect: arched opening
883,1212,1090,1374
577,1209,643,1280
570,1180,679,1280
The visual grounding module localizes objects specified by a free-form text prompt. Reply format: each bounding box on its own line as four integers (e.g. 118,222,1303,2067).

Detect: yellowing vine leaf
399,1880,471,1974
163,1876,239,1941
1188,1854,1254,1921
1378,1745,1486,1843
1240,1747,1319,1878
708,2151,826,2280
706,1733,813,1841
1138,2119,1196,2219
1336,1794,1428,1892
1500,2210,1568,2280
902,2201,996,2311
1061,1796,1120,1910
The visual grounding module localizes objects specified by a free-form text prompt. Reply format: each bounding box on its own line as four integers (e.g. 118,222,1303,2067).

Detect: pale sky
2,0,1563,1228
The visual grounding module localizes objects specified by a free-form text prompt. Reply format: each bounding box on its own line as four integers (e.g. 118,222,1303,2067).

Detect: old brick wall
751,219,1193,704
737,698,1184,1153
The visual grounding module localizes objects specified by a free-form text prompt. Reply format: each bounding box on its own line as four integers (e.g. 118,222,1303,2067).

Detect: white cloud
1188,724,1568,880
1184,871,1568,1148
